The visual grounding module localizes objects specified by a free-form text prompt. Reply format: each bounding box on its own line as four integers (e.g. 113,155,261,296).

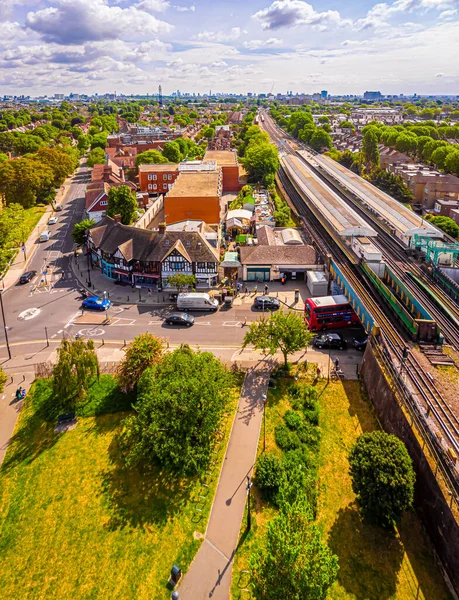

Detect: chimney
114,214,121,223
158,222,166,234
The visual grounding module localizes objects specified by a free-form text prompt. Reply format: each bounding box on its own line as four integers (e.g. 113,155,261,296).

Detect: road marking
64,311,81,328
77,328,104,337
51,334,57,339
110,318,136,326
222,321,243,327
18,307,41,321
57,330,63,333
194,322,211,326
148,320,163,325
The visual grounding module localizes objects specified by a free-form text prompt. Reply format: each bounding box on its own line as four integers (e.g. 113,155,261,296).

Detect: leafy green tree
116,333,164,392
310,129,332,152
255,453,285,503
362,127,380,169
13,134,43,155
72,218,95,245
162,141,182,162
87,147,106,167
243,311,314,367
166,273,196,291
431,146,456,171
288,110,314,138
366,168,414,203
0,157,53,207
425,215,459,238
52,338,100,412
395,133,417,154
77,134,91,153
349,431,415,529
445,149,459,176
340,120,355,131
250,498,339,600
135,149,168,167
35,147,75,187
106,185,138,225
90,132,108,150
122,346,232,474
242,141,279,187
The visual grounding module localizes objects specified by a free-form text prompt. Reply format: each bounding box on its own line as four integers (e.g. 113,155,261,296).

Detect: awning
114,269,131,275
221,251,242,268
133,273,160,278
227,218,243,229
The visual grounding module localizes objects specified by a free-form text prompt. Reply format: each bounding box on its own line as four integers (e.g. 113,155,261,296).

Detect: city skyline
0,0,458,96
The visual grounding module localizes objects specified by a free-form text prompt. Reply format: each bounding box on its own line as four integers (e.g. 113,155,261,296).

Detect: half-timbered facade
87,216,219,289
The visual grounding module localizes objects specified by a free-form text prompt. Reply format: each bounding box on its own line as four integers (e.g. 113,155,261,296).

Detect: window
148,184,152,190
163,174,167,180
163,184,167,190
153,184,157,190
148,174,153,181
100,200,108,206
168,174,172,181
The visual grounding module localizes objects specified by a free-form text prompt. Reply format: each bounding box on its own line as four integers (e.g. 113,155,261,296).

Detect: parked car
19,270,36,284
313,332,347,350
48,216,58,225
82,296,111,311
253,296,281,311
54,204,63,212
352,336,368,351
39,230,51,242
177,293,218,311
164,313,195,327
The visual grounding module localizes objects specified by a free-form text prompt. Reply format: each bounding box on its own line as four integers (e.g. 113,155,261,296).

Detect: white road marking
18,307,41,321
57,330,63,333
51,334,57,339
148,320,163,325
222,321,243,327
64,311,81,328
194,322,211,326
78,327,105,337
110,318,137,326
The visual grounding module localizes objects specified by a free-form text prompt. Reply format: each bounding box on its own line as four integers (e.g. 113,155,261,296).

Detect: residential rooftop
204,150,238,166
168,171,221,197
138,163,180,172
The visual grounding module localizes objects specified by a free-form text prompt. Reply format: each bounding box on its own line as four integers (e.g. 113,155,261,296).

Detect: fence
133,195,164,230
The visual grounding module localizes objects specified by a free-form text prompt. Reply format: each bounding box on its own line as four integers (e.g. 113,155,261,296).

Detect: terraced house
87,216,219,289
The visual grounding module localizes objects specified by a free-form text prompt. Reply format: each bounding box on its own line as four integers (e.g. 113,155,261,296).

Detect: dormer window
164,240,169,246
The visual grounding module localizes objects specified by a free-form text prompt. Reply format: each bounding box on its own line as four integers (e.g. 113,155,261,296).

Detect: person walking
334,358,340,371
264,284,269,295
316,365,321,379
236,282,240,295
242,317,247,327
245,285,248,295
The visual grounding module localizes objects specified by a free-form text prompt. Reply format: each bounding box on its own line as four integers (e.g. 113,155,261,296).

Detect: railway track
263,114,459,491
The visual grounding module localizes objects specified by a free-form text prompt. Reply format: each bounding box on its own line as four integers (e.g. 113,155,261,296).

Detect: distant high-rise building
321,90,328,99
363,91,382,100
54,93,64,100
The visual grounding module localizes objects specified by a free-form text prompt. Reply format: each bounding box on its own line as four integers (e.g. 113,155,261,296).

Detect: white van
39,230,51,242
176,292,219,312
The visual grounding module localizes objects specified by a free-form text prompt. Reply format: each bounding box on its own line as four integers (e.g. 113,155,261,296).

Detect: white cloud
356,0,457,29
438,8,458,18
253,0,351,31
174,4,195,11
0,21,26,42
135,0,170,12
196,27,247,42
26,0,173,45
243,37,284,49
211,60,228,67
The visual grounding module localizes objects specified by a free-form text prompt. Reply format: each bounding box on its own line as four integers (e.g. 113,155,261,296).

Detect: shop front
246,267,271,282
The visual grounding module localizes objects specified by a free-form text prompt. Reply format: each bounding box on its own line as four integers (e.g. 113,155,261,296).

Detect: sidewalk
178,362,273,600
1,167,80,292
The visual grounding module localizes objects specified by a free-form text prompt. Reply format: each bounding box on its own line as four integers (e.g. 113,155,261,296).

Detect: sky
0,0,458,96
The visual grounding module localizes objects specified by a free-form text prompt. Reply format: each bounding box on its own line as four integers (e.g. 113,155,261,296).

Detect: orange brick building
138,164,180,195
165,171,222,224
204,150,241,192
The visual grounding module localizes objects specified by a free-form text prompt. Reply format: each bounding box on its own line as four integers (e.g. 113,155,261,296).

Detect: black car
313,332,347,350
164,313,195,327
352,337,368,351
253,296,281,311
19,270,37,284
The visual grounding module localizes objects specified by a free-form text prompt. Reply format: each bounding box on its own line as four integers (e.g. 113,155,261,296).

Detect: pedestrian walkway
178,362,272,600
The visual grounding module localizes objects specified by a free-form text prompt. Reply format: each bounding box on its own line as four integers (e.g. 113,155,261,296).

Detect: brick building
138,164,180,195
388,163,459,208
165,170,222,225
204,150,241,192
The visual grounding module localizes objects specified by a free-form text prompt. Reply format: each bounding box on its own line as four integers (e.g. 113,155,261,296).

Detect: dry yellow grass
231,374,451,600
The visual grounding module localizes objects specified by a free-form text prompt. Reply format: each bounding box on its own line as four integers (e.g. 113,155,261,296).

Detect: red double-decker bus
305,295,360,331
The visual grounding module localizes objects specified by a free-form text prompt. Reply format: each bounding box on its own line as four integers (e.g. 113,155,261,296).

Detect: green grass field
22,204,47,239
231,370,451,600
0,376,239,600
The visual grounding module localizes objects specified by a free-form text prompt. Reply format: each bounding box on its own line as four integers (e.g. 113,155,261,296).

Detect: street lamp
246,475,253,530
327,334,333,382
262,394,267,452
0,290,11,360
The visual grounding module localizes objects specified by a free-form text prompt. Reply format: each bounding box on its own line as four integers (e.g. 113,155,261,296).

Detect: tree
445,149,459,176
116,333,164,392
106,185,138,225
52,338,99,412
425,215,459,238
288,110,314,138
431,146,456,171
395,133,417,154
87,147,106,167
162,141,182,162
72,218,95,245
250,498,339,600
349,431,415,529
366,168,414,204
122,346,232,474
362,127,380,169
242,141,279,187
90,132,108,150
309,129,332,152
255,453,285,503
0,157,53,207
135,149,168,167
35,147,75,187
166,273,196,291
243,311,314,367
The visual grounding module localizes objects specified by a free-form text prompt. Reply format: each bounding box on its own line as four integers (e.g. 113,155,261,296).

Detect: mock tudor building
87,216,219,288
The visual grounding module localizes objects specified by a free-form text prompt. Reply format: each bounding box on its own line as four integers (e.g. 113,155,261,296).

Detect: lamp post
246,475,253,530
263,394,267,452
327,334,332,382
0,290,11,360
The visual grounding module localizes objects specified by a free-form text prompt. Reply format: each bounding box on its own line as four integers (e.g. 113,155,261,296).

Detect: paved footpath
178,361,273,600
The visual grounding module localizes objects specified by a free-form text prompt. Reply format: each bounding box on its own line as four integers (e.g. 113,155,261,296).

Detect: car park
353,337,368,351
82,296,111,311
18,270,36,284
253,296,281,311
48,217,58,225
313,332,347,350
164,313,195,327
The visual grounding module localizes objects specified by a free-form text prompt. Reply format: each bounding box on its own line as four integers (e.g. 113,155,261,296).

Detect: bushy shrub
284,410,303,431
304,406,320,426
297,422,321,450
255,453,285,503
279,459,318,518
275,423,301,451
